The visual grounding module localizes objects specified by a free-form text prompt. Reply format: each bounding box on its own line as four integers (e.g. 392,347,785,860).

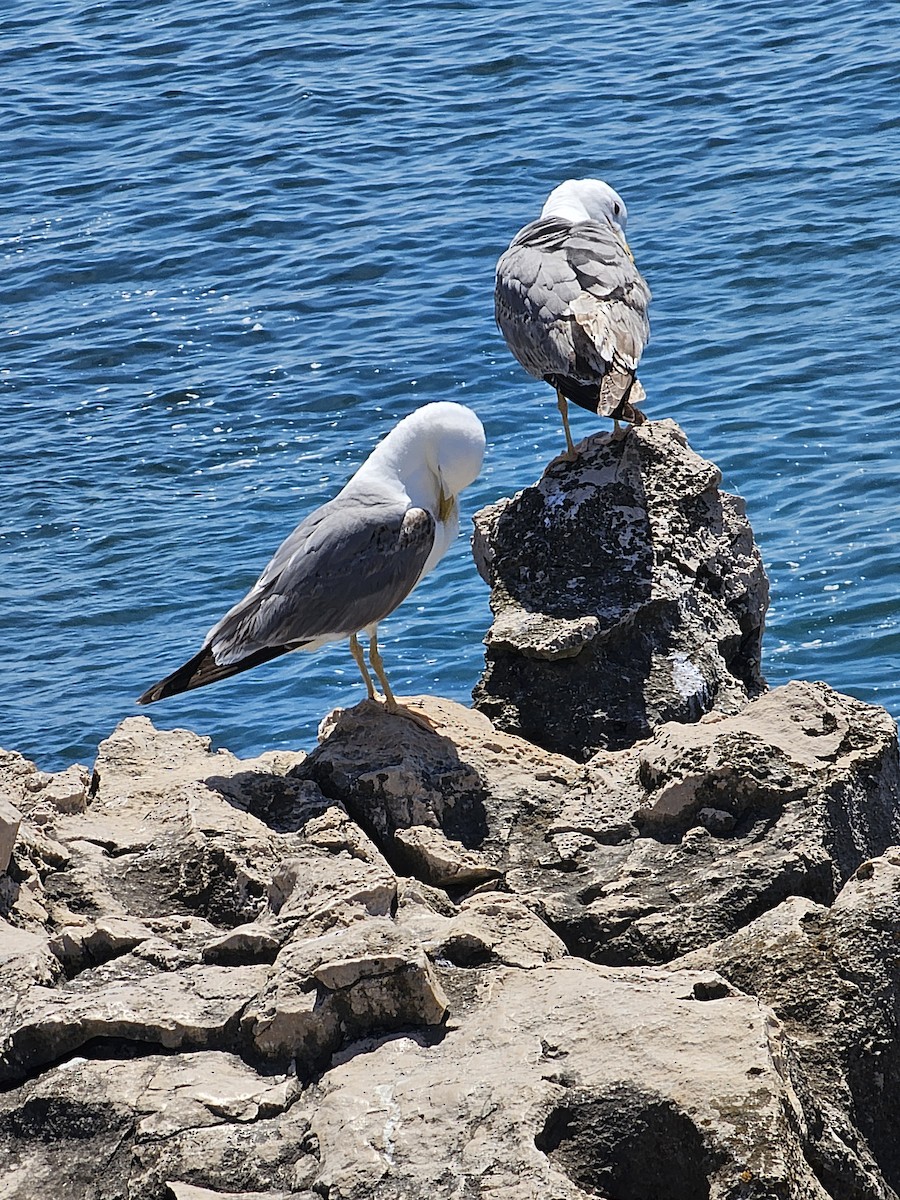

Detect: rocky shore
3,422,900,1200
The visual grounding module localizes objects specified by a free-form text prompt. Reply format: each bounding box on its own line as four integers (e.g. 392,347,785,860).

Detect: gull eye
614,202,621,216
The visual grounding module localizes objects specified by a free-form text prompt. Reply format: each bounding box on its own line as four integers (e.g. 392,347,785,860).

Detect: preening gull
137,401,486,712
495,178,651,458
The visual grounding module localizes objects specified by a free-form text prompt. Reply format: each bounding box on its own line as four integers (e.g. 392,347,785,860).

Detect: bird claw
547,448,579,470
384,699,439,731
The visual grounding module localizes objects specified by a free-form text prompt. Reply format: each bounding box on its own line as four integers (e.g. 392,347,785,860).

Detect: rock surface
472,420,769,760
2,689,900,1199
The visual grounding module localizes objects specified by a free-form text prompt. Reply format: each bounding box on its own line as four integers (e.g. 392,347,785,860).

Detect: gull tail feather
599,372,646,424
137,643,291,705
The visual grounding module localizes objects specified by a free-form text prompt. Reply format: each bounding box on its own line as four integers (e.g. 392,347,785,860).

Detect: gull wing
495,216,651,385
137,485,435,703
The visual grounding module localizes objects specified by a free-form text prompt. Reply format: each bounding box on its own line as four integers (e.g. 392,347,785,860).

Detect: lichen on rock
472,420,769,759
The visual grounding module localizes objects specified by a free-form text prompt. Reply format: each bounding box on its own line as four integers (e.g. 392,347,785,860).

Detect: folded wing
495,216,651,411
137,485,435,703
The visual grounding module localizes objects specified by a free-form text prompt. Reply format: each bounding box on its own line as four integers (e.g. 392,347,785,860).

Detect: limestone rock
303,685,900,972
33,763,90,817
299,694,578,875
472,420,769,759
514,680,900,964
307,960,829,1200
428,892,568,969
3,670,900,1194
393,823,499,888
0,961,272,1085
243,918,448,1071
0,1050,312,1200
0,797,21,874
676,851,900,1198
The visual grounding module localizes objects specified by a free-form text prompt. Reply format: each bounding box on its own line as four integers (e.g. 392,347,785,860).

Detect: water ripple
4,0,900,768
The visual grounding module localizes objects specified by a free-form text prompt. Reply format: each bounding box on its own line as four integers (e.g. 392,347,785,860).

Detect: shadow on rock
535,1084,725,1200
296,698,500,890
203,767,335,835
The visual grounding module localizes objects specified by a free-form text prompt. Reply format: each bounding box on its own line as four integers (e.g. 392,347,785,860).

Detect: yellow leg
556,388,576,460
349,632,376,700
368,628,398,710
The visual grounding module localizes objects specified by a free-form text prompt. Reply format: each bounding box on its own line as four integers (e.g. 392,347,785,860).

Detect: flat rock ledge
472,420,769,760
2,678,900,1200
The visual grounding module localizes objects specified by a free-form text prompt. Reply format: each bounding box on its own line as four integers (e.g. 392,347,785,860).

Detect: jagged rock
519,679,900,964
306,959,829,1200
675,850,900,1199
3,625,900,1193
300,694,578,875
0,1050,313,1200
471,420,769,759
13,363,900,1200
427,892,568,969
48,914,156,974
38,717,387,941
243,918,448,1070
0,919,62,990
201,923,282,965
0,961,273,1084
34,764,90,816
301,685,900,970
0,797,21,874
393,823,499,887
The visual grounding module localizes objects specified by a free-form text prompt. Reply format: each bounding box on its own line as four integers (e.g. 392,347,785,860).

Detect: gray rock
676,851,900,1199
4,411,900,1200
0,1050,311,1200
2,699,900,1198
303,685,900,970
243,918,448,1070
307,960,830,1200
471,420,769,759
0,961,273,1084
300,694,578,876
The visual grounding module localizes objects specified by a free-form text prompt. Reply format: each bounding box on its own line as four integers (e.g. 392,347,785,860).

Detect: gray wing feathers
206,490,435,665
495,217,651,384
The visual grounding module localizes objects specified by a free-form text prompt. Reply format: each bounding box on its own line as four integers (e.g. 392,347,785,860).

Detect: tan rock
0,1050,309,1200
675,852,900,1197
37,763,90,814
308,960,829,1200
0,796,21,873
301,694,578,872
429,893,567,969
244,918,448,1068
394,824,499,887
0,962,271,1084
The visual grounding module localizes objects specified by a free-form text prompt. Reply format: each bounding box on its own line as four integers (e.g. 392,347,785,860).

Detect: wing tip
135,646,212,706
136,642,294,706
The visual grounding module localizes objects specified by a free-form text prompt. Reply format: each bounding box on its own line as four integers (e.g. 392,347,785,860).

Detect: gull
495,177,651,458
137,401,486,714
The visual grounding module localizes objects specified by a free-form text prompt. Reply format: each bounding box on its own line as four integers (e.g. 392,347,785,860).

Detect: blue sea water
4,0,900,773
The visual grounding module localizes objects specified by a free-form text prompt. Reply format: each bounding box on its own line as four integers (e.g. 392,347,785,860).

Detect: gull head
374,401,486,519
540,177,629,237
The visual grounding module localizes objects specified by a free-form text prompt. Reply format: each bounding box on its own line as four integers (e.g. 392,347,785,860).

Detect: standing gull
495,177,651,458
137,401,486,712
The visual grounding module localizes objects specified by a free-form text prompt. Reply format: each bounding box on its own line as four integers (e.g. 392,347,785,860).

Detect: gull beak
438,486,456,523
